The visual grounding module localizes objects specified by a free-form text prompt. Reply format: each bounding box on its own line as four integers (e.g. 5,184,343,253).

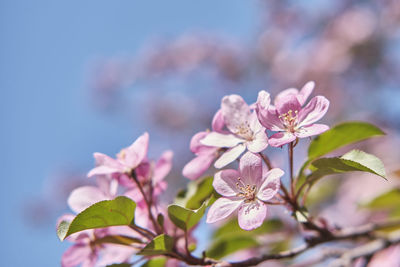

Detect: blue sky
0,1,257,266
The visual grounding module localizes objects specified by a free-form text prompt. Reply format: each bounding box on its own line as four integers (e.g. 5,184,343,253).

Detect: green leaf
137,234,174,256
213,218,283,240
95,235,143,246
207,236,259,259
167,203,206,231
308,121,385,159
157,213,164,229
175,176,214,209
140,257,167,267
363,189,400,210
57,196,136,241
310,150,386,182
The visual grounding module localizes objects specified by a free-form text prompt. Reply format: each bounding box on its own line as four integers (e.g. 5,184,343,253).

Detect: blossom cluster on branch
57,82,399,267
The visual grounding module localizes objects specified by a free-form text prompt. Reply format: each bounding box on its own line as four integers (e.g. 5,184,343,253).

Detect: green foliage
309,150,386,182
167,203,206,231
95,235,143,246
308,121,385,159
137,234,174,256
213,218,283,240
140,257,167,267
207,236,259,259
175,176,215,209
305,178,339,206
57,196,136,241
364,189,400,210
207,219,283,259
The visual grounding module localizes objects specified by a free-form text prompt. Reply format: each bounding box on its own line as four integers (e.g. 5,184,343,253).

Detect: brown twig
259,152,273,170
130,170,162,234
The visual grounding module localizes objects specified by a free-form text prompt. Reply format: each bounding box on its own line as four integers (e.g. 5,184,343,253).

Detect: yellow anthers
236,178,257,202
279,109,299,132
235,122,253,140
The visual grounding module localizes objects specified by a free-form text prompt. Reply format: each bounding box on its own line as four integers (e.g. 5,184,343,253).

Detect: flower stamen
279,109,299,132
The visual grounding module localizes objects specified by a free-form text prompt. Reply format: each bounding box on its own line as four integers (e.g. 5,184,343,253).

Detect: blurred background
1,0,400,266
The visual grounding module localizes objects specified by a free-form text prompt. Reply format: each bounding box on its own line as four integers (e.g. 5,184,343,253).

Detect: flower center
279,109,299,132
236,177,257,202
234,122,254,141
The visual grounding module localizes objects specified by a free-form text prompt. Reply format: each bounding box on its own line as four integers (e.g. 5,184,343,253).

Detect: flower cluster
58,133,181,267
58,81,331,267
182,81,329,230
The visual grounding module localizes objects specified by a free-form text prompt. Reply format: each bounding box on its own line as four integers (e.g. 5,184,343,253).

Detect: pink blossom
256,82,330,147
60,221,137,267
87,132,149,181
125,150,174,206
183,110,225,179
200,95,269,168
368,245,400,267
206,152,283,230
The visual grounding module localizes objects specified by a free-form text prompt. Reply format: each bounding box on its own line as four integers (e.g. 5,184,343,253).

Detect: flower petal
297,81,315,105
257,168,283,201
274,88,299,107
93,152,123,169
298,96,329,127
189,132,208,153
182,153,215,180
246,130,268,153
295,124,329,138
200,132,243,148
256,90,271,110
68,186,108,213
268,132,296,147
206,197,242,224
124,132,149,168
257,107,285,131
248,111,263,134
214,144,246,168
238,200,267,230
213,169,241,197
61,244,93,267
239,152,263,186
87,153,124,177
124,188,145,207
221,94,252,133
87,165,120,178
96,244,136,267
211,109,226,133
153,150,173,184
275,94,301,115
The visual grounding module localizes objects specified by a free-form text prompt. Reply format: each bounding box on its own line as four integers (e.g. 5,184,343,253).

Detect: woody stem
289,141,295,198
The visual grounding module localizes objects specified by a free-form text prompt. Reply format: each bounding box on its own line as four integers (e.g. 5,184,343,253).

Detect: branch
329,230,400,267
209,220,400,267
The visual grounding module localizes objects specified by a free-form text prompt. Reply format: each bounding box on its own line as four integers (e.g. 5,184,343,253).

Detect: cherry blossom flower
206,152,283,230
183,110,225,179
368,245,400,267
61,226,137,267
256,82,330,147
57,214,139,267
128,150,174,206
87,132,149,181
200,95,269,168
